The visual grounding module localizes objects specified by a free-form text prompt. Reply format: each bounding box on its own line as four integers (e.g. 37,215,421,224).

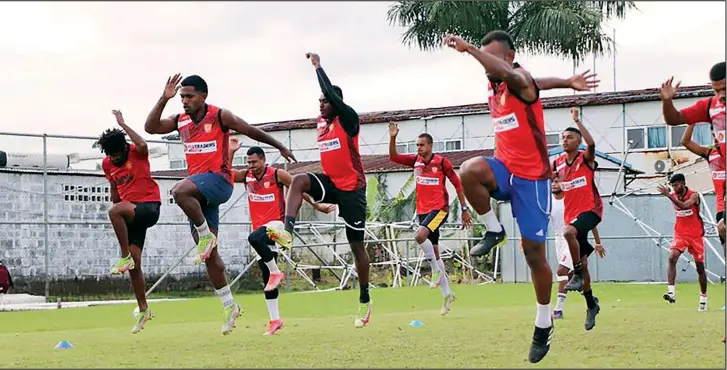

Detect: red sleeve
101,158,111,181
390,153,417,167
680,98,711,125
442,158,463,193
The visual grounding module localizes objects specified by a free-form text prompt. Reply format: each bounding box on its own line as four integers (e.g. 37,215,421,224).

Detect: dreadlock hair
97,128,128,155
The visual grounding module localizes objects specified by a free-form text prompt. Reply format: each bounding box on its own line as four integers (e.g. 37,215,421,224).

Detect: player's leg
259,252,284,336
108,201,138,274
664,244,684,303
426,216,456,315
577,238,600,330
173,173,233,262
690,240,708,311
561,223,584,291
339,188,372,328
126,202,160,334
460,157,511,256
282,173,330,247
248,223,285,292
511,177,553,364
553,238,573,319
416,211,446,288
717,212,725,250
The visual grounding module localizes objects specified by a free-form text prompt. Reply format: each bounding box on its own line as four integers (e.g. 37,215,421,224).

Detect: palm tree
386,1,636,63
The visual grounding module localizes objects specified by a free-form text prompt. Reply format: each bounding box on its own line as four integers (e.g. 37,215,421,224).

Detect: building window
232,156,245,166
627,127,668,150
670,123,713,148
647,126,667,149
63,185,110,203
546,133,560,148
170,159,187,169
626,128,645,149
395,140,462,154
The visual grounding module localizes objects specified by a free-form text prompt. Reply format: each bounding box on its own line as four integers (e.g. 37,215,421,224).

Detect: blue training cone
409,320,424,327
721,305,725,311
54,341,75,349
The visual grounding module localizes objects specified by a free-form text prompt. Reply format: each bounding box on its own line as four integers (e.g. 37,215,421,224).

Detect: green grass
1,283,724,368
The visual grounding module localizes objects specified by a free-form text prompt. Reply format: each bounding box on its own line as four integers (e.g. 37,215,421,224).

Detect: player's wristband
595,243,603,247
461,206,469,212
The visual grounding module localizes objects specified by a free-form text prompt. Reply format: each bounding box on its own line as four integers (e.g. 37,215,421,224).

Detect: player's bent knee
248,227,267,245
171,180,196,201
290,174,310,192
563,226,577,239
265,289,279,300
414,227,429,244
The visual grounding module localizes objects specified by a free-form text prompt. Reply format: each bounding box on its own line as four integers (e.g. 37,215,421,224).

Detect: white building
158,84,716,197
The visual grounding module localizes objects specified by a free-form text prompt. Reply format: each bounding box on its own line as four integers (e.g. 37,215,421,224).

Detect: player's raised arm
534,70,600,92
220,109,297,163
680,123,711,158
570,107,596,166
307,52,360,137
443,34,532,96
112,110,148,156
388,122,416,166
227,137,246,183
276,169,336,214
145,74,183,135
658,77,714,126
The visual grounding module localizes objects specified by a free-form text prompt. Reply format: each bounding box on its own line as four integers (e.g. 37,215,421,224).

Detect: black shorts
570,211,601,259
128,202,161,249
717,211,724,224
306,173,366,242
417,210,449,245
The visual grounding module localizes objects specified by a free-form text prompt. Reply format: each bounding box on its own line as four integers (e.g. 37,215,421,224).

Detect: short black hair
246,146,265,158
97,128,127,155
709,62,725,82
564,127,582,136
418,133,433,144
669,173,686,184
181,75,208,94
481,30,515,51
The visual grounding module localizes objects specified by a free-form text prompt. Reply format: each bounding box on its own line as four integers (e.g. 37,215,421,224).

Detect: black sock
359,283,370,304
284,216,296,234
573,262,583,274
583,289,596,309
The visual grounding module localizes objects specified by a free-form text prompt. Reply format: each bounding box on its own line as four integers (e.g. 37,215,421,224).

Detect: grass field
1,283,725,368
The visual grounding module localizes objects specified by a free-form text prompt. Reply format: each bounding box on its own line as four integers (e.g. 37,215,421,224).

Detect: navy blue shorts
187,172,233,234
485,157,551,243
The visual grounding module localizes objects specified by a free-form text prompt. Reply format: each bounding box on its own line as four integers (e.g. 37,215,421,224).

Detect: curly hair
97,128,128,155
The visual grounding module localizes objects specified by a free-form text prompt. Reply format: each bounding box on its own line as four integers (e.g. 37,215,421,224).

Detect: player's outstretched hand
461,210,473,229
443,34,472,53
594,243,606,258
229,137,241,152
314,203,336,214
568,70,599,91
658,76,681,101
280,147,297,163
388,121,399,138
306,53,320,68
111,110,125,125
570,107,580,122
163,74,183,100
657,184,671,196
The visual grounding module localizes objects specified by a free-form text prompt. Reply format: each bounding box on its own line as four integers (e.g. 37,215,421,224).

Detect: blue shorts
187,172,233,234
484,157,551,243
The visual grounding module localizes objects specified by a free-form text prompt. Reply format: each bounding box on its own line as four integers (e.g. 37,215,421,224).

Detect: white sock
266,299,280,321
437,259,452,296
668,285,675,296
700,293,708,303
195,221,212,238
535,303,552,328
419,240,439,272
554,293,567,311
482,209,503,233
215,285,235,308
265,259,281,274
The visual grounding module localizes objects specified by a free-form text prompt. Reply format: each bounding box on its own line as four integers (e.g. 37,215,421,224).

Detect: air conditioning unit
654,159,673,174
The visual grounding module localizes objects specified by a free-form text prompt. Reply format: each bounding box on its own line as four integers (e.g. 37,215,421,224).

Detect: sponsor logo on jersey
559,176,587,191
675,209,694,217
493,113,520,133
318,138,341,152
184,141,217,154
416,176,440,186
712,171,725,180
249,193,275,202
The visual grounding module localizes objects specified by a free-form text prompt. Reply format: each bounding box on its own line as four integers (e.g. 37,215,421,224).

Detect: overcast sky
0,1,724,161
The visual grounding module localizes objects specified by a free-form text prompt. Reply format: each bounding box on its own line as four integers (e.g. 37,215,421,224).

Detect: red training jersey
706,146,726,213
488,64,550,181
554,151,603,224
176,104,233,184
672,189,704,238
390,153,463,214
681,96,726,154
244,166,286,230
317,116,366,191
102,144,161,203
